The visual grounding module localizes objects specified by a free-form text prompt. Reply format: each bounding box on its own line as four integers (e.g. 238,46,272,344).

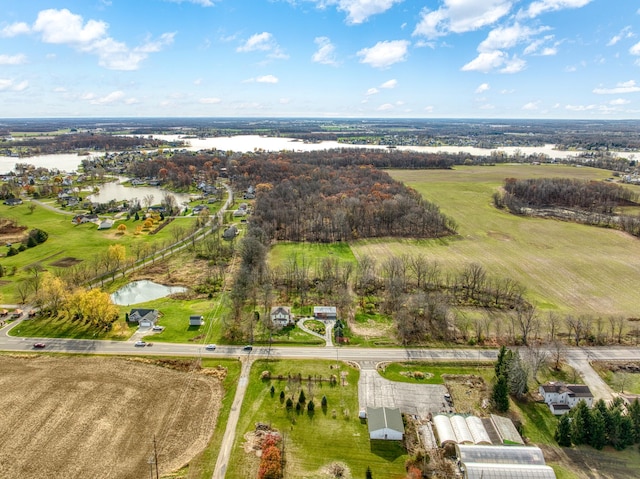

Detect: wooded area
494,177,640,237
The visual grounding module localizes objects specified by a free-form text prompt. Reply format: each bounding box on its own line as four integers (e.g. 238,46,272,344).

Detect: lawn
592,361,640,395
226,359,408,479
0,202,198,302
268,242,357,271
378,361,495,384
349,164,640,317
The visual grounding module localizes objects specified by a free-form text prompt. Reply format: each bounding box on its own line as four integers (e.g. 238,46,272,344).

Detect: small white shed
189,315,204,326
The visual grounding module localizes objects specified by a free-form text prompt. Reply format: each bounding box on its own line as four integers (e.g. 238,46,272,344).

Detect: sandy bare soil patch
0,355,223,479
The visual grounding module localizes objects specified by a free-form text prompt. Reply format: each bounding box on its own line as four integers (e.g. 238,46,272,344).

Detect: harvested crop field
0,355,224,479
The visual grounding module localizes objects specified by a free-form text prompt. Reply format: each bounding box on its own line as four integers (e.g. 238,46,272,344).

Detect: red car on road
33,342,46,349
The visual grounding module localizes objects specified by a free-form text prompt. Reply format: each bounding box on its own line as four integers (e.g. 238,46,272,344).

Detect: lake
111,280,187,305
85,177,193,205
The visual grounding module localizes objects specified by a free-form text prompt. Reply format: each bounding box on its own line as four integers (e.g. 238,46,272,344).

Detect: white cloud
0,78,28,92
26,9,174,70
475,82,490,93
312,37,338,65
0,22,31,37
0,54,27,65
610,98,630,105
89,90,125,105
540,47,557,56
524,0,592,19
256,75,279,83
424,105,434,112
194,78,202,85
238,32,274,52
413,1,513,39
461,51,505,72
565,103,596,111
607,26,633,47
377,103,394,111
478,23,544,52
380,79,397,89
237,32,287,59
124,97,139,105
593,80,640,94
33,9,108,44
522,101,540,110
630,41,640,55
366,88,379,95
357,40,409,69
500,56,526,73
199,97,221,104
314,0,403,25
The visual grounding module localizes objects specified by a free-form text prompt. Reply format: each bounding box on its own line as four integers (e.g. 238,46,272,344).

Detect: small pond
111,280,187,305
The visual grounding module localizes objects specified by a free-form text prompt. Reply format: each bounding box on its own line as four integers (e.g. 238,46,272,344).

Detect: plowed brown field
0,355,223,479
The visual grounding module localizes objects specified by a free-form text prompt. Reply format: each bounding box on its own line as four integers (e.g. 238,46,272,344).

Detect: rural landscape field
2,116,640,479
0,355,227,479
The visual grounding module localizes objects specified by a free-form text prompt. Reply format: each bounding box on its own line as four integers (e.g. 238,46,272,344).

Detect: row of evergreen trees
555,397,640,450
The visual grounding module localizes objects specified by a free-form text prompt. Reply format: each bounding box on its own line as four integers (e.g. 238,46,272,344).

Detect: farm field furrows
348,165,640,316
0,355,223,479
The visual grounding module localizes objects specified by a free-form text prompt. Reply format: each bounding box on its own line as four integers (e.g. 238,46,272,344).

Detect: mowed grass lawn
227,359,407,479
0,202,197,302
268,242,357,271
346,164,640,316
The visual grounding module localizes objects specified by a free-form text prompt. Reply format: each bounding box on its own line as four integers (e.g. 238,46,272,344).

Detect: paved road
4,317,640,478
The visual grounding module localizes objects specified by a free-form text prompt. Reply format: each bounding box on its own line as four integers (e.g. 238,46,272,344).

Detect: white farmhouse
539,383,594,415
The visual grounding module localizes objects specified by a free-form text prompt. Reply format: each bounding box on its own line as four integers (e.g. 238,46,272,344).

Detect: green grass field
226,359,407,479
0,202,198,302
347,164,640,317
268,242,357,271
592,362,640,395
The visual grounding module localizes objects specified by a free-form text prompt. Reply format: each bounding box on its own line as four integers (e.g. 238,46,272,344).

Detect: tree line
556,397,640,451
494,177,640,237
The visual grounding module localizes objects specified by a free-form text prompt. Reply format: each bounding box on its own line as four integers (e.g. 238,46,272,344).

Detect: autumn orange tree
257,434,282,479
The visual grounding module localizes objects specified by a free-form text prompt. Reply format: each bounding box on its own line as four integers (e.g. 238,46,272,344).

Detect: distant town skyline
1,1,639,119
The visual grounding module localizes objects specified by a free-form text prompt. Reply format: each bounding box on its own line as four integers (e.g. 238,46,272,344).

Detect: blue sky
1,0,639,119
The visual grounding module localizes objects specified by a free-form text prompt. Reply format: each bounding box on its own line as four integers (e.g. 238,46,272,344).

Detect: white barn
539,383,594,415
367,407,404,441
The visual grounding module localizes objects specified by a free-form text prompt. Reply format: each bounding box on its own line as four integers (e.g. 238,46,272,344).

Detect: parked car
243,345,253,351
134,341,146,347
205,344,217,351
152,325,164,331
33,342,46,349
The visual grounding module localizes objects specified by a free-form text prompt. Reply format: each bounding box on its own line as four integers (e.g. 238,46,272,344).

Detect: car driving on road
134,341,146,347
205,344,217,351
33,342,46,349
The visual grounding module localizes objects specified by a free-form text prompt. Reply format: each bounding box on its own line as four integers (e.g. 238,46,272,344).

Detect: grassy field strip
346,165,640,316
226,359,407,479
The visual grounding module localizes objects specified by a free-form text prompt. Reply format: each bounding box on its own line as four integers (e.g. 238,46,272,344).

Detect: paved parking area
358,366,449,418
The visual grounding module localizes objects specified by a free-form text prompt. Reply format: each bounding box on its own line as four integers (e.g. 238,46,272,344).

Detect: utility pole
154,435,159,479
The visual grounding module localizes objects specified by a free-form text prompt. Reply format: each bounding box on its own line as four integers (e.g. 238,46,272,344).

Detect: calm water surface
111,280,187,305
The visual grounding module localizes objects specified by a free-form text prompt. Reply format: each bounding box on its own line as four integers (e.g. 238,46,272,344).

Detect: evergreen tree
492,375,510,412
607,402,624,449
366,466,373,479
495,345,508,377
620,415,635,450
570,401,592,445
298,389,306,404
507,351,529,398
589,409,607,450
555,414,572,447
627,398,640,443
